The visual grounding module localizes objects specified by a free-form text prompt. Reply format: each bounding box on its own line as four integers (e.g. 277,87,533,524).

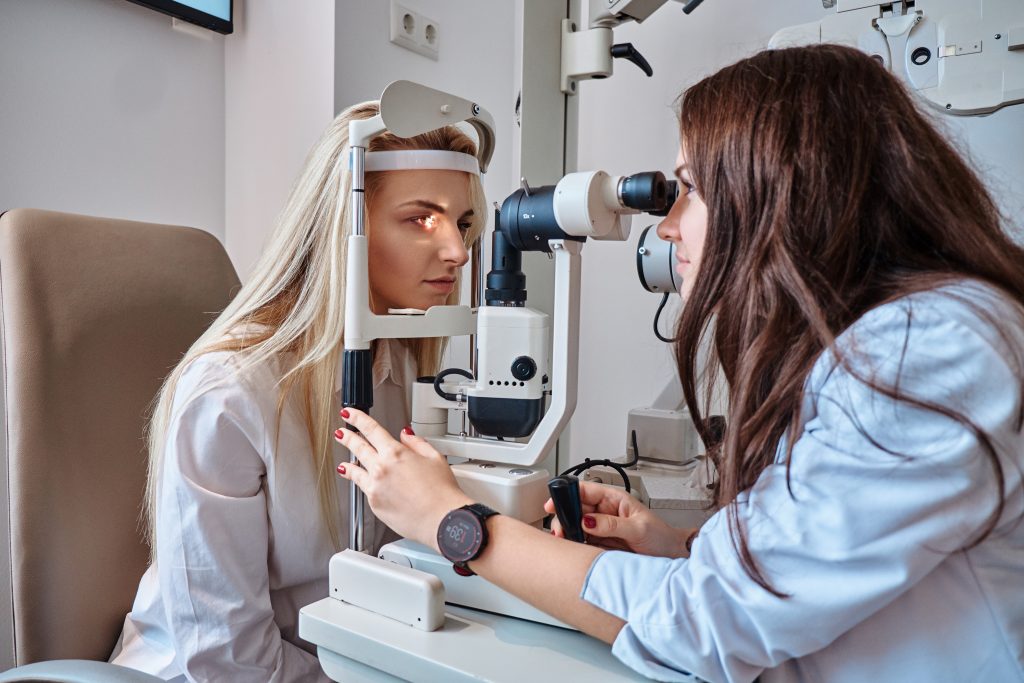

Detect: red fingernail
402,426,414,436
340,409,350,419
551,530,556,535
336,464,346,475
583,515,596,529
334,428,345,439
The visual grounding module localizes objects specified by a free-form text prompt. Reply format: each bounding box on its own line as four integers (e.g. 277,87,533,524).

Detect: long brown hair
674,44,1024,593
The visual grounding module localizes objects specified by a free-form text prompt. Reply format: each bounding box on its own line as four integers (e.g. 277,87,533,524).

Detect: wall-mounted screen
126,0,233,35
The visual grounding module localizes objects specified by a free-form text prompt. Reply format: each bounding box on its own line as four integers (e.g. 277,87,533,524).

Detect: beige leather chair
0,209,240,681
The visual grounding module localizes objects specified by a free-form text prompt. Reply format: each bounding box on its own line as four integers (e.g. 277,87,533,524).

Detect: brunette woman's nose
656,212,681,243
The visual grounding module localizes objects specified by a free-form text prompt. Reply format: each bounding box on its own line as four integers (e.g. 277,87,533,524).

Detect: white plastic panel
772,1,1024,116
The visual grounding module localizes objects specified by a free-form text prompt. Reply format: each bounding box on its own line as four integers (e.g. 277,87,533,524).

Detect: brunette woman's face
366,170,474,313
656,146,708,300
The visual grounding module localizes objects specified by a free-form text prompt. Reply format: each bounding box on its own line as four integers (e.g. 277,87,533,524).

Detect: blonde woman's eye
412,215,439,230
458,222,472,232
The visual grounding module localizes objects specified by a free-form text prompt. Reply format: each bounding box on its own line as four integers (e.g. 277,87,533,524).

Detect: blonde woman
109,101,487,681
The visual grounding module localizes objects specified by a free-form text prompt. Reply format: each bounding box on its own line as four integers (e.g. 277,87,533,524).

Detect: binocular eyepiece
496,170,677,254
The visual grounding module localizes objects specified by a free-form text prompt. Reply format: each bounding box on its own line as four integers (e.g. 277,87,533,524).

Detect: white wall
333,0,516,234
224,0,336,279
223,0,517,285
0,0,226,240
333,0,516,232
333,0,518,367
566,1,1024,466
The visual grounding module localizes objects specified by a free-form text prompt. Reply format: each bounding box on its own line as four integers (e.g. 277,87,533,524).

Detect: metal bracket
560,19,613,94
874,9,923,81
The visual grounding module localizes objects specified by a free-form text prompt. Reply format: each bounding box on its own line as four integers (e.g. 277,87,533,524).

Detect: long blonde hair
144,101,487,556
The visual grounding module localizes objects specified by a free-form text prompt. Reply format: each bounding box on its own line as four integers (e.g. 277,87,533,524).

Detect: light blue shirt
582,281,1024,683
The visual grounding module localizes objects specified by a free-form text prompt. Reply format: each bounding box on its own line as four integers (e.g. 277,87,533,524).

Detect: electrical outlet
389,1,440,60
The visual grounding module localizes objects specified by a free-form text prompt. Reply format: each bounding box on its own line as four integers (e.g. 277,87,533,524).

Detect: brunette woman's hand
334,409,473,551
547,480,697,559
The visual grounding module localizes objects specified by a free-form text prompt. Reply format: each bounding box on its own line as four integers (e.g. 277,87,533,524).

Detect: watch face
438,508,484,563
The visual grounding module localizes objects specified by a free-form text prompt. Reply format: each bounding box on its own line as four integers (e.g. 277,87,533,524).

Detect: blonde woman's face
366,170,474,313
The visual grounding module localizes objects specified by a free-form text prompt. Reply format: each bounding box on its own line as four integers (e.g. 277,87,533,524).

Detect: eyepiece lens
620,171,669,212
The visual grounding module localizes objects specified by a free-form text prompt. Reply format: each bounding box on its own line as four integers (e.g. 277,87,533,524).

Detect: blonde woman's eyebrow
395,199,474,220
395,199,447,214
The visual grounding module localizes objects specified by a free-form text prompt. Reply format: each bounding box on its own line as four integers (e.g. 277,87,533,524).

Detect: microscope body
412,305,553,526
468,306,549,437
411,306,549,440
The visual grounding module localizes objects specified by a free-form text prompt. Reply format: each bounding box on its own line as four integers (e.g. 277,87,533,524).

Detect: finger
579,481,642,517
399,428,447,461
550,516,562,536
334,427,380,471
544,497,596,515
581,512,641,544
578,479,630,507
334,459,369,490
340,408,400,456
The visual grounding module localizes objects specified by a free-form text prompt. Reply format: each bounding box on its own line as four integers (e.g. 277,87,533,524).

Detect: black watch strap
464,503,500,521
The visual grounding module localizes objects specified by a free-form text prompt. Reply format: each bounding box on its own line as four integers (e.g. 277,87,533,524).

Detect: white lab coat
582,281,1024,682
110,340,413,682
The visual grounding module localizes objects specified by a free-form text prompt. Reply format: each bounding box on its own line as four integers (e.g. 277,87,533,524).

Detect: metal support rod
349,144,367,553
468,233,485,438
351,147,366,237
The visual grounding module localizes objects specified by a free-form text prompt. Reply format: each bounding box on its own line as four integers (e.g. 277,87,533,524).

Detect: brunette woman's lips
424,278,455,294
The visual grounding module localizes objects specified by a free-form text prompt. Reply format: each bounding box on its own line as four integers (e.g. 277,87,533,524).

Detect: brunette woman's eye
682,181,697,195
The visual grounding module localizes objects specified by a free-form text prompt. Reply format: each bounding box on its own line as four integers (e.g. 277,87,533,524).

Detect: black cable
558,429,641,493
433,368,474,401
654,292,674,343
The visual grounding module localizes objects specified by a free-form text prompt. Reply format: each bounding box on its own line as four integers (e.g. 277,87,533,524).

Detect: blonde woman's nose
439,221,469,266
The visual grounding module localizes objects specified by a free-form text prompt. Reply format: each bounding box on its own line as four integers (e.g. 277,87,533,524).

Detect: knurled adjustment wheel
510,356,537,381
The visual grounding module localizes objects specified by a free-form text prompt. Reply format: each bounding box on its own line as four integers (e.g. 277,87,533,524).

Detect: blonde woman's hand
334,409,473,551
547,480,697,559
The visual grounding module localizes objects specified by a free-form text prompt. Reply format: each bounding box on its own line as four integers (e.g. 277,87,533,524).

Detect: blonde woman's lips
424,279,455,294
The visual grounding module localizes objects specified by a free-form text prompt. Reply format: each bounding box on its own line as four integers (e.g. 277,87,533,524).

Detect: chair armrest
0,660,164,683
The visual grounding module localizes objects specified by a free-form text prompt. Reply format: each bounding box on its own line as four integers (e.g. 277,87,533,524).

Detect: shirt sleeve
156,375,330,683
581,295,1021,683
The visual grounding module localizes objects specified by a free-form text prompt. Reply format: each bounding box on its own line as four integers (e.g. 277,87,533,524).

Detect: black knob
510,356,537,381
610,43,653,77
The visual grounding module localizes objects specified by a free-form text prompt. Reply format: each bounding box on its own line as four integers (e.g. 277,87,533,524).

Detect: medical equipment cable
653,292,674,343
558,430,640,492
433,368,474,401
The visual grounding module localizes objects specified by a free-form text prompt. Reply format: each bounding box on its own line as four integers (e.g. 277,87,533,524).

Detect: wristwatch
436,503,500,576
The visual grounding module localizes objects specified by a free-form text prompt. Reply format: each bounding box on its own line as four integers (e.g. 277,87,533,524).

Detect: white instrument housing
553,171,634,241
328,550,445,631
771,0,1024,116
